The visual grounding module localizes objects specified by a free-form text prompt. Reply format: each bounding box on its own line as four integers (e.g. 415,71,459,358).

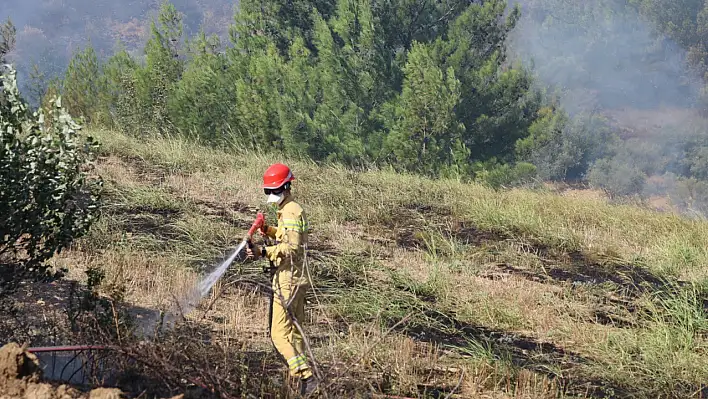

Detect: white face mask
266,193,284,204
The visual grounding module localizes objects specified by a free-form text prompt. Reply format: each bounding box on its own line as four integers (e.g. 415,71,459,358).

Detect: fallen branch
444,368,465,399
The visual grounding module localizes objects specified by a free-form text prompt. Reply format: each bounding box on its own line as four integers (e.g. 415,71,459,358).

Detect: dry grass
47,128,708,398
201,283,271,347
94,129,708,281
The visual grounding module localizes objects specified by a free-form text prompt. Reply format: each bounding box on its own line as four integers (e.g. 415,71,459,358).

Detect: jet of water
137,240,249,335
177,240,248,315
197,240,248,298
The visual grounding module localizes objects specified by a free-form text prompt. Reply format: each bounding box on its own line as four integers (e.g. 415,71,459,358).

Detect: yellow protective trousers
270,268,312,379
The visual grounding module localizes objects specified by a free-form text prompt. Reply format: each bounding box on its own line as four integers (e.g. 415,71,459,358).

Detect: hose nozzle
245,212,266,246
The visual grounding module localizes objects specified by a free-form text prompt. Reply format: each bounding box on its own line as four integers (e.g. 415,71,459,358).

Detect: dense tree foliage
0,19,15,64
47,0,552,182
9,0,708,207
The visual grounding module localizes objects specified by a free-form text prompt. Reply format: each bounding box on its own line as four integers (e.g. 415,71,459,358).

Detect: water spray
27,213,269,383
165,212,267,323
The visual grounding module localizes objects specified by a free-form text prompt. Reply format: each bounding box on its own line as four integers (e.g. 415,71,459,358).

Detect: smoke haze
508,0,701,115
1,0,234,103
506,0,708,215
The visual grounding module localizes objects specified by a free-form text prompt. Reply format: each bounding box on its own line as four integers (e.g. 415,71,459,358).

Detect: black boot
300,375,319,397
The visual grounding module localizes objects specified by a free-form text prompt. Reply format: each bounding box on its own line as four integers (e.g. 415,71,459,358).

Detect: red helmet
262,163,295,189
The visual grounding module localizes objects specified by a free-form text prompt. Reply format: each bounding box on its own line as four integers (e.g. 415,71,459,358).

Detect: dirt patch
0,342,126,399
190,198,258,230
402,203,453,218
0,278,76,345
98,155,172,187
447,222,507,246
394,228,426,250
387,202,453,234
479,260,665,329
115,206,183,240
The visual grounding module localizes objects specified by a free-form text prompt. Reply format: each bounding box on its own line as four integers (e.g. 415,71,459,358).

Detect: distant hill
2,0,234,103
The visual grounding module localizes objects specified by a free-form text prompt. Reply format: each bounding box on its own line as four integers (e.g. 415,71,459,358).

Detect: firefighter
246,163,318,396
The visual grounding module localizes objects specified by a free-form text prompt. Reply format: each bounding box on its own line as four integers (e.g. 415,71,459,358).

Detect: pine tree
102,46,138,131
135,0,186,135
435,1,538,162
233,41,285,149
309,11,366,163
0,18,15,64
63,44,105,125
276,36,318,157
169,33,235,141
385,41,466,175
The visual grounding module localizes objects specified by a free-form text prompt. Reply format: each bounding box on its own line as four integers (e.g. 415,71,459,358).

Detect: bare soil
0,342,125,399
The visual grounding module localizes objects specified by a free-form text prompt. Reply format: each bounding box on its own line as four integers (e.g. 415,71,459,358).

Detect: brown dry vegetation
2,129,708,398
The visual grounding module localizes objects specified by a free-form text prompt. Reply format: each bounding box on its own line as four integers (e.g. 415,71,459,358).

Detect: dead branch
444,368,465,399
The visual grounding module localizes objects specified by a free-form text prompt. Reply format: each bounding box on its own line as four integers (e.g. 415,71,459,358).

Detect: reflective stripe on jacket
264,196,308,269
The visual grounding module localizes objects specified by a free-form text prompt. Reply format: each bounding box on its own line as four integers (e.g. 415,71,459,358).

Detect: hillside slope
15,129,707,398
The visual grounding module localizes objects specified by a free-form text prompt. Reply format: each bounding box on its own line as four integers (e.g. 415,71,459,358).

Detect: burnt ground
3,204,699,399
399,310,634,399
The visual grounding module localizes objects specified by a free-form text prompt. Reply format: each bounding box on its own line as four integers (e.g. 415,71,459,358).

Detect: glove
246,243,267,260
262,262,275,275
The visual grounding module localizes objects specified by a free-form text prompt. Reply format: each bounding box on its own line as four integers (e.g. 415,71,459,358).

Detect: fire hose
245,211,267,245
244,212,277,335
27,345,109,353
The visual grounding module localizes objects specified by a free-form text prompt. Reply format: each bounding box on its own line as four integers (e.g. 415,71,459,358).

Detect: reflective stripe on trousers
270,267,312,379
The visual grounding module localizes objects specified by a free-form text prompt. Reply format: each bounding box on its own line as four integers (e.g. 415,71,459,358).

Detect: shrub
517,107,619,181
0,65,102,274
587,156,646,198
475,161,538,189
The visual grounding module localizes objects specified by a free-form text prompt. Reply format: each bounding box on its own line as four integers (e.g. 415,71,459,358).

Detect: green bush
0,65,102,272
475,161,538,189
587,157,646,198
517,107,619,181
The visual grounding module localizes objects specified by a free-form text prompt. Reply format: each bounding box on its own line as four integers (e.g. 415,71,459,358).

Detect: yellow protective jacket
263,196,308,270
